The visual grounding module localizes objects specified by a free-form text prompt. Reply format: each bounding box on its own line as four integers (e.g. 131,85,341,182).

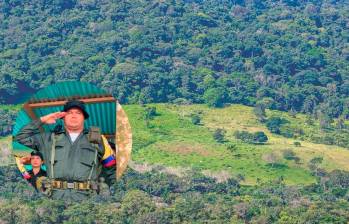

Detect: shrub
234,130,268,144
265,117,289,134
226,143,237,152
145,107,157,119
213,128,226,143
254,131,268,143
191,114,201,125
293,141,301,147
283,149,296,160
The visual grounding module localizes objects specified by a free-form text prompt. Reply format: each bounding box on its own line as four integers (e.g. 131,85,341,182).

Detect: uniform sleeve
13,119,45,151
100,135,116,168
100,135,116,185
15,156,31,180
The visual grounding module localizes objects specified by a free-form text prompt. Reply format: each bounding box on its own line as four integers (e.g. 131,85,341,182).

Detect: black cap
31,151,44,161
62,100,89,119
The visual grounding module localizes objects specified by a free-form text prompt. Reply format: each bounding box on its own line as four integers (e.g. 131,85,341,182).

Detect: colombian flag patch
22,171,31,179
101,135,117,168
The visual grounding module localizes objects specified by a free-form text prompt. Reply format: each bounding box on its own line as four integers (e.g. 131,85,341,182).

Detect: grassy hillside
2,103,349,185
124,103,349,185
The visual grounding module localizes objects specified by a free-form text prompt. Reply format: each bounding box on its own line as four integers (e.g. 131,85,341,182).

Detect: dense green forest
0,0,349,120
1,0,349,222
1,165,349,223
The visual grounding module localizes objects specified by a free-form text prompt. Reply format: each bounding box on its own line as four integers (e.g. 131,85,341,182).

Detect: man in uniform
13,100,116,201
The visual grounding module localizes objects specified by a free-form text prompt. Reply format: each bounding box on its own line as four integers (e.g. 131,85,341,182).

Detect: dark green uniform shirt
13,119,115,201
27,168,47,191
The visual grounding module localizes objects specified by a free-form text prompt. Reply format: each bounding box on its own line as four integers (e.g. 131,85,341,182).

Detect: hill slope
2,103,349,185
125,103,349,185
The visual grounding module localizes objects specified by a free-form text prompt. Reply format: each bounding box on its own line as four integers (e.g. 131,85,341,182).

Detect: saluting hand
40,112,67,124
20,155,31,164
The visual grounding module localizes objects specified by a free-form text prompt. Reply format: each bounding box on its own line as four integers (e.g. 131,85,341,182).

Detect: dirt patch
129,161,191,177
202,170,232,183
158,142,214,157
129,161,153,173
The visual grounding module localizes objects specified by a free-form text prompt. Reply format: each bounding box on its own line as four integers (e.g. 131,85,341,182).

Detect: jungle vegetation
1,0,349,222
0,0,348,122
1,165,349,223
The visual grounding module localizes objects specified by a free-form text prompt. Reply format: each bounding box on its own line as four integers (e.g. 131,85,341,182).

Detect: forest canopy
0,0,348,120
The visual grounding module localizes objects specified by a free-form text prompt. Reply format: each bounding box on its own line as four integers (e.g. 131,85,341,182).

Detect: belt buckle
67,182,74,189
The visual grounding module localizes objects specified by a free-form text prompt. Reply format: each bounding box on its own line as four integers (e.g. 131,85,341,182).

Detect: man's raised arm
13,112,66,150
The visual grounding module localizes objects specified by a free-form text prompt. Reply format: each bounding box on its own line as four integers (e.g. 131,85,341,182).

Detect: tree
203,87,227,108
319,112,332,130
327,170,349,188
34,200,65,223
213,128,226,143
254,131,268,143
234,131,253,143
120,190,156,223
0,199,36,223
145,106,157,119
143,106,157,128
308,156,323,176
0,108,18,136
336,116,346,129
293,141,301,147
266,117,289,134
253,103,266,122
191,114,201,125
234,130,268,144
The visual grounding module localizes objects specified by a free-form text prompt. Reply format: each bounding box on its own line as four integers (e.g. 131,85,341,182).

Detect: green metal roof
28,81,107,101
12,81,117,155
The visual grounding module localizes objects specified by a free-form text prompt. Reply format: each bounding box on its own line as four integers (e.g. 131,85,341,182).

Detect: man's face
63,108,85,131
31,155,43,168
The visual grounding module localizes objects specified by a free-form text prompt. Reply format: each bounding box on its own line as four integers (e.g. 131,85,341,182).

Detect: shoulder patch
101,135,116,168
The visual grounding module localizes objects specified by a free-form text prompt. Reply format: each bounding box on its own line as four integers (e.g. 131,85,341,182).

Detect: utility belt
37,177,111,197
51,180,98,191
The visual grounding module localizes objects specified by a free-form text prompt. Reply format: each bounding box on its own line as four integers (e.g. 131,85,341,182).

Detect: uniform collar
28,168,47,176
55,128,88,134
54,125,88,135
